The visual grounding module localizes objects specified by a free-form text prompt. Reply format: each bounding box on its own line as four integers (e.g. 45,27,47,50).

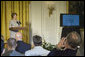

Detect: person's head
15,32,22,41
11,13,17,19
65,31,82,49
7,38,17,50
33,35,42,46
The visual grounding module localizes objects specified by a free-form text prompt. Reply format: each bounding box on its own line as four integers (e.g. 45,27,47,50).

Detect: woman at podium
9,13,21,38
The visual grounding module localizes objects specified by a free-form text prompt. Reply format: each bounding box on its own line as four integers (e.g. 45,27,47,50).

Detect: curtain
1,1,30,44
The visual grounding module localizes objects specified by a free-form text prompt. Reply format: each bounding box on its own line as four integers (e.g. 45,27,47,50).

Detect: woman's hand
57,37,66,49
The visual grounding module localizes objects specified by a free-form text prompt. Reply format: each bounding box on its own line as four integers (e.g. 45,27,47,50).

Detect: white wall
29,1,67,45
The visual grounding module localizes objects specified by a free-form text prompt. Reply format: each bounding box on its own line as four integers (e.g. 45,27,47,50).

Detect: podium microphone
17,21,21,25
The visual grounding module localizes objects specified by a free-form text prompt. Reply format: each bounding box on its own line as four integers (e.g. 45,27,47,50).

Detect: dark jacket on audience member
16,41,31,54
48,48,77,56
2,50,24,56
1,39,4,54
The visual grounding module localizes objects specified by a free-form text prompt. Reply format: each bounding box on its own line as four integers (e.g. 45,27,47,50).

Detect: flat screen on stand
60,14,80,27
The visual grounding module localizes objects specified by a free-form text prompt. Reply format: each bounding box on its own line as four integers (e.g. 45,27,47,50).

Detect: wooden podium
9,27,26,30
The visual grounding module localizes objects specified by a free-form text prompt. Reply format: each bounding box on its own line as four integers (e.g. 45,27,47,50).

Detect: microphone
17,21,21,25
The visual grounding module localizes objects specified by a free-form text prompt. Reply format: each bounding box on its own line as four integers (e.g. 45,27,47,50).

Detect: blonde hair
66,31,82,48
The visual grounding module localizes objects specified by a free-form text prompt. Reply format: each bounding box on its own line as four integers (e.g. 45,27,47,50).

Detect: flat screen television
60,14,80,27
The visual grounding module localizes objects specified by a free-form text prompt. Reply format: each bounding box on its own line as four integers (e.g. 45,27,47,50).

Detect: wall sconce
45,1,56,17
48,6,55,17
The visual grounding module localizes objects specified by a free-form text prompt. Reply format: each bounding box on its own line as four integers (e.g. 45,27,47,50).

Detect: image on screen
63,15,79,26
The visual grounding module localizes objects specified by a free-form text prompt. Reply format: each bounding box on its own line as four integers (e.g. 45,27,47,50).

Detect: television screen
60,14,80,27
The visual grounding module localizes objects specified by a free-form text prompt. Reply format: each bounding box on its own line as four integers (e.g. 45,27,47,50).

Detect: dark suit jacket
16,41,31,54
1,39,4,54
48,48,77,56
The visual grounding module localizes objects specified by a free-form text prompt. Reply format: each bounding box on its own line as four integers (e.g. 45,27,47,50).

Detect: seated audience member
2,38,24,56
1,35,4,55
15,32,31,54
48,31,82,56
25,35,50,56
